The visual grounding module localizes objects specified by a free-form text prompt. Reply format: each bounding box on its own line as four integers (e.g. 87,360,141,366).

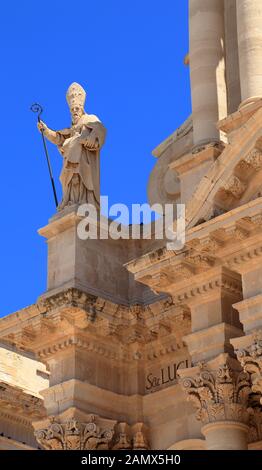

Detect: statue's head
66,82,86,125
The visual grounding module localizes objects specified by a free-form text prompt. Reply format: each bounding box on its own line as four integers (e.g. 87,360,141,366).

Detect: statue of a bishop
38,82,106,210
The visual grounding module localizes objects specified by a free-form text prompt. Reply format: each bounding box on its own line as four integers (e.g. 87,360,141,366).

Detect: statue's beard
72,116,79,124
71,112,83,125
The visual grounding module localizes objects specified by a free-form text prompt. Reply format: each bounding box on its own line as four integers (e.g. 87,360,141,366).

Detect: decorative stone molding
224,225,249,241
198,236,224,253
235,331,262,400
35,415,149,451
0,286,192,358
35,415,115,450
132,423,149,450
226,244,262,270
112,422,149,450
243,149,262,171
185,254,215,268
0,382,45,420
222,176,247,199
112,423,132,450
178,355,251,425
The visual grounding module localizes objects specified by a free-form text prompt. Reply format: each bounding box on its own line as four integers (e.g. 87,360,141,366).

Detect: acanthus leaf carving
236,330,262,402
35,415,114,450
179,358,252,425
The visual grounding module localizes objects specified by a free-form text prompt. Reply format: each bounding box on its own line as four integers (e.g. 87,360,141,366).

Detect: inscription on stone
145,359,191,393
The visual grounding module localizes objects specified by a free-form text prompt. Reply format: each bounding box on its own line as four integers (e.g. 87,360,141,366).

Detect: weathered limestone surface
189,0,227,146
1,0,262,451
237,0,262,106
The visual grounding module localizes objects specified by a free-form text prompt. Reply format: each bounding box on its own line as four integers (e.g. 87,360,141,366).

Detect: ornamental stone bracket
112,422,149,450
177,353,252,425
33,409,149,451
232,330,262,402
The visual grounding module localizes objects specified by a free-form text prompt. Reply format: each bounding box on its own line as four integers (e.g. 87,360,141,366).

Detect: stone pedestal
38,207,157,306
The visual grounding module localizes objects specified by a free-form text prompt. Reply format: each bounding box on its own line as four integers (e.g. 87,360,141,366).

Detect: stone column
178,353,251,450
237,0,262,107
189,0,227,146
224,0,241,113
202,422,249,450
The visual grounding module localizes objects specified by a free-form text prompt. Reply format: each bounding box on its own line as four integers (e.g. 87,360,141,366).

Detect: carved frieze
0,382,45,420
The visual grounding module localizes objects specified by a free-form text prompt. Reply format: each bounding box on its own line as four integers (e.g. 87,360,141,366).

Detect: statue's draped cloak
56,113,106,205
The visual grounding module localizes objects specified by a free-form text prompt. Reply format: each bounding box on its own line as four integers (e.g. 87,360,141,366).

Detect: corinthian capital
235,330,262,401
35,414,114,450
178,354,251,425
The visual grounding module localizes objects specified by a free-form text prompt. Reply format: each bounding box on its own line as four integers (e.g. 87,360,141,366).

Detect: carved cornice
226,244,262,270
0,382,45,420
179,356,251,425
0,409,33,427
0,288,191,359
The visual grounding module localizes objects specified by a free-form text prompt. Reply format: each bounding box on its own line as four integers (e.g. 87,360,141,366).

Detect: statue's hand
85,133,99,149
37,120,48,133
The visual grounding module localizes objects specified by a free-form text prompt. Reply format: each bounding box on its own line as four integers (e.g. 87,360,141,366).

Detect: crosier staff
30,103,58,208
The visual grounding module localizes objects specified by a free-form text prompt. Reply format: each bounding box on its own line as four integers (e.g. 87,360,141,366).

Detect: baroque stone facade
0,0,262,451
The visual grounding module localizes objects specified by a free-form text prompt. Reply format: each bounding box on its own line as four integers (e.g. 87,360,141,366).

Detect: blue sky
0,0,190,317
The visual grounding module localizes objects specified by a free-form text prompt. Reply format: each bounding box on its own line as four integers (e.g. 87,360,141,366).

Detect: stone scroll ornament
36,82,106,211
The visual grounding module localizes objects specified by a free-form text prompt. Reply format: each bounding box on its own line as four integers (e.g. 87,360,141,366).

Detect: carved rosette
179,360,251,425
236,331,262,401
35,415,114,450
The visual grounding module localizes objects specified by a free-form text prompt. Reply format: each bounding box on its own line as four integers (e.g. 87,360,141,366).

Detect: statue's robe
55,113,106,208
